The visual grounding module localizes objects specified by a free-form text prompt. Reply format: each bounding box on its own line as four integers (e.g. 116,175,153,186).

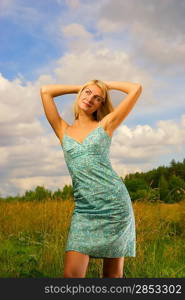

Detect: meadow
0,198,184,278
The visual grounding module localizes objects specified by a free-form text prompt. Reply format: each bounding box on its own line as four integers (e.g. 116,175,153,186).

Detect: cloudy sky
0,0,185,197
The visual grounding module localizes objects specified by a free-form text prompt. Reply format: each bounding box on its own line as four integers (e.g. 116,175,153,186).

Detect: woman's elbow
135,83,142,90
40,86,47,94
135,83,142,94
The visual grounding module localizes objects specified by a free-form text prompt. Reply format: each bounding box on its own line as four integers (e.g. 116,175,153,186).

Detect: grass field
0,198,184,278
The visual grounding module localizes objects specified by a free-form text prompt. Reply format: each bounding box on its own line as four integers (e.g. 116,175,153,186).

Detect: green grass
0,199,184,278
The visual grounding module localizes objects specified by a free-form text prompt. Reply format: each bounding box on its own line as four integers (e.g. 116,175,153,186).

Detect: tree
159,175,170,203
168,175,185,203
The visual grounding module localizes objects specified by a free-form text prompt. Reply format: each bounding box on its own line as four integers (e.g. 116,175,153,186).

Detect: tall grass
0,198,184,278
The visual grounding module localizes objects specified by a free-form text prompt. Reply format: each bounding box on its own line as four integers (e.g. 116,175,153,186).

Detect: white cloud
62,23,92,39
0,72,69,197
0,74,43,129
52,46,151,90
97,0,185,70
110,116,185,166
181,115,185,127
97,19,124,33
9,175,72,196
0,148,9,167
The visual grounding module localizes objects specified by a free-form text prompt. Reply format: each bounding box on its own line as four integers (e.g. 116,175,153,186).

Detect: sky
0,0,185,197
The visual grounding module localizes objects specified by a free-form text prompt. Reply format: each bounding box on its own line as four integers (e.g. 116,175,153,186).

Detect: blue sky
0,0,185,197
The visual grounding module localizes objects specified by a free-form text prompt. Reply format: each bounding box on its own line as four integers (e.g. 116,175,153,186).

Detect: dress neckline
61,122,111,146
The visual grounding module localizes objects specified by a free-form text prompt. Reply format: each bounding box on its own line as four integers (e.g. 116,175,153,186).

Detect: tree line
1,158,184,204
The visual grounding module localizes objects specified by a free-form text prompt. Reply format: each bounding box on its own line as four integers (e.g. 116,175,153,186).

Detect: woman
40,79,142,278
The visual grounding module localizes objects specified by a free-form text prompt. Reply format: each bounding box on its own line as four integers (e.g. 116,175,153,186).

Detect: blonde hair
72,79,114,121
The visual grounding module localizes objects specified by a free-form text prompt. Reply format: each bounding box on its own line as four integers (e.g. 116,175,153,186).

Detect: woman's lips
83,101,92,107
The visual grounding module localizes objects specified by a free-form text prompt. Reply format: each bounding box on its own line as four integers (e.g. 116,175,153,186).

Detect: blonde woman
40,79,142,278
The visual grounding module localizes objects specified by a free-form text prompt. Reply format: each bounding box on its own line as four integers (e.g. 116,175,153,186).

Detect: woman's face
78,84,105,114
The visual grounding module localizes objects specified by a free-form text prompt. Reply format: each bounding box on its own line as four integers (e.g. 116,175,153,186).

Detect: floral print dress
61,121,136,258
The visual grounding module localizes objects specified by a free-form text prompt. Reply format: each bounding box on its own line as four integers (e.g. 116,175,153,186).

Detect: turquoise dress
61,121,136,258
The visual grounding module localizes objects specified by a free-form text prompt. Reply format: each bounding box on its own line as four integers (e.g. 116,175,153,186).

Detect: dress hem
65,249,136,258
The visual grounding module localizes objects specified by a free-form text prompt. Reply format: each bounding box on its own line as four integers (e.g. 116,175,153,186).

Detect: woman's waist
70,166,122,185
72,174,124,197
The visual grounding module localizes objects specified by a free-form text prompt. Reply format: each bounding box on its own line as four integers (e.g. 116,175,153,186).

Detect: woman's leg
63,250,90,278
102,257,124,278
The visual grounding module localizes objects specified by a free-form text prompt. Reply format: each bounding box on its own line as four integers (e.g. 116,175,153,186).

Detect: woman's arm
40,84,82,98
103,81,140,94
102,81,142,132
40,84,82,142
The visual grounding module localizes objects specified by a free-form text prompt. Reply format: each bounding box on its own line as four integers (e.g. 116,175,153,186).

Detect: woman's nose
87,95,95,103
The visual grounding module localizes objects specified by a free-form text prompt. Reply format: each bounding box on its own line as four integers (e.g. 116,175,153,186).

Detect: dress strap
98,120,102,128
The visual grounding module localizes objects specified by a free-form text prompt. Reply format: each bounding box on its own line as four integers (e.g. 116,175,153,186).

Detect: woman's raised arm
103,81,141,94
102,81,142,132
40,84,82,141
40,84,82,98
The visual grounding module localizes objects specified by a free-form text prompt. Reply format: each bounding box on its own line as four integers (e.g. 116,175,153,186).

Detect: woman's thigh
102,257,124,278
63,250,90,278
